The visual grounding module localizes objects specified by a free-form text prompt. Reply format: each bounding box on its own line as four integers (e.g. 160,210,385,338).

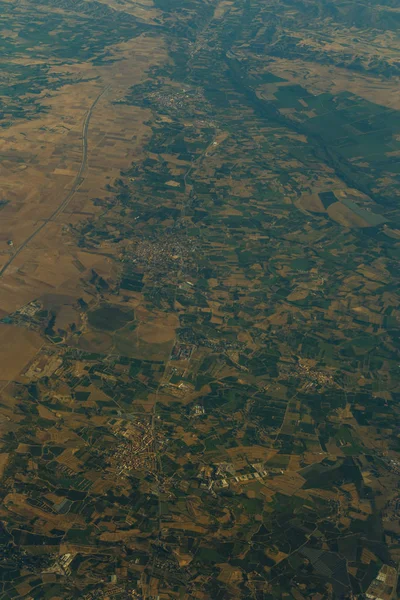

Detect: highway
0,86,108,278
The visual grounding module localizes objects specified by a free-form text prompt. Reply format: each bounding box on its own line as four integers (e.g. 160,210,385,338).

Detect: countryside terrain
0,0,400,598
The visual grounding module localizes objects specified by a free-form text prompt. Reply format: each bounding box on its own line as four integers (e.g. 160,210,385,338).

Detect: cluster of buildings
197,461,272,492
44,553,75,576
149,86,205,115
382,456,400,476
366,564,398,600
171,343,194,361
128,234,196,275
109,419,156,476
298,358,335,388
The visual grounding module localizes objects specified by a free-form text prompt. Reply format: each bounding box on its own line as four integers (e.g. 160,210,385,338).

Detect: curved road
0,86,109,278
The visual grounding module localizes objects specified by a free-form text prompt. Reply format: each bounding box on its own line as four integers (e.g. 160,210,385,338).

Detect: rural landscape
0,0,400,598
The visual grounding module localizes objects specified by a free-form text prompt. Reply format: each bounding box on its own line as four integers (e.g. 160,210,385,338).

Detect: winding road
0,86,109,278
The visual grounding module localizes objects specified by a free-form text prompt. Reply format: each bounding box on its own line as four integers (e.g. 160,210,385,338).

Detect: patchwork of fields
0,0,399,598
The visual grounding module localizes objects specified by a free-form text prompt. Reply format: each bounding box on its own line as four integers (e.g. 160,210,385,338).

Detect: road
0,86,108,278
